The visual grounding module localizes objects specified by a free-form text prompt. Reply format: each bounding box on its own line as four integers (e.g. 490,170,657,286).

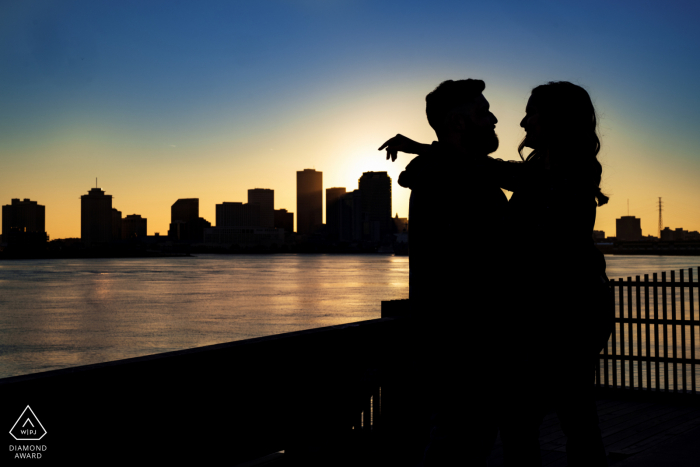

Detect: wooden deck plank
615,414,700,454
604,407,700,453
481,397,700,466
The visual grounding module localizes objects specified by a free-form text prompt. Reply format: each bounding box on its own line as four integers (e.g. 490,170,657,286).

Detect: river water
1,254,699,379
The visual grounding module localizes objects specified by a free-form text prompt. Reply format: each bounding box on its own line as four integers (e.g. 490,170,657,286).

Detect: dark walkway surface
486,397,700,466
238,396,700,466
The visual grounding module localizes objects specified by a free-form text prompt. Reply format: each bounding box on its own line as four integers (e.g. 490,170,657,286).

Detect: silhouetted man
386,79,509,465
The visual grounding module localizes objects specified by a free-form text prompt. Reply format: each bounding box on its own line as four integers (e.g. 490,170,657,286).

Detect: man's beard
473,130,499,155
483,131,499,155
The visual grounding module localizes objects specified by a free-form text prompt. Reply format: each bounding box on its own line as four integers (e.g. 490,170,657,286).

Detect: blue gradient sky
1,0,699,238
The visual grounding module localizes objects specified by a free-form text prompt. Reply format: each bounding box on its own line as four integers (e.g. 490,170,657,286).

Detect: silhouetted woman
380,81,615,466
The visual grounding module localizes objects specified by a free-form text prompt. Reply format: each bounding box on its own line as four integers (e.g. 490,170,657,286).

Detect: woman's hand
378,134,431,162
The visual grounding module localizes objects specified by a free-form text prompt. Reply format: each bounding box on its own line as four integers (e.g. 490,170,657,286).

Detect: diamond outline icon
9,406,47,441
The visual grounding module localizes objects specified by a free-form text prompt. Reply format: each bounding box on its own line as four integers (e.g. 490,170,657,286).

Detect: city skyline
1,2,699,239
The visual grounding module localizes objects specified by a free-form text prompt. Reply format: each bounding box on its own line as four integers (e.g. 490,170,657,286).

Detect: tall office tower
122,214,147,239
339,190,363,243
112,208,123,241
248,189,274,228
216,202,261,227
358,172,392,241
171,199,199,224
2,198,47,245
326,187,346,240
169,199,202,241
81,187,113,246
297,169,322,235
274,209,294,233
616,216,642,241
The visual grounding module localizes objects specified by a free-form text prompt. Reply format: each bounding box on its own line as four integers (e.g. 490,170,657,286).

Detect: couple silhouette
379,80,615,466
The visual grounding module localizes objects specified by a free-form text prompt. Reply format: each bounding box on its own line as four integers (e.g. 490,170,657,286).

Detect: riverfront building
171,199,199,224
169,199,210,242
359,172,392,242
339,189,363,243
326,187,347,241
274,209,294,233
81,187,113,246
393,213,408,233
122,214,147,239
248,189,274,228
616,216,642,241
112,208,122,241
203,227,284,247
296,169,322,235
661,227,700,241
1,198,47,245
216,202,261,227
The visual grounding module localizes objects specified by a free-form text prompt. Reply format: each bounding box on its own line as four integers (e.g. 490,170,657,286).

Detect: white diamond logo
9,406,47,441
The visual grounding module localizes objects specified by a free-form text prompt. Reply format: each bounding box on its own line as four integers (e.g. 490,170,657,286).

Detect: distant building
592,230,605,240
326,187,346,240
339,189,363,243
274,209,294,233
616,216,642,241
359,172,392,242
1,198,47,245
248,189,274,228
112,208,122,241
661,227,700,241
169,199,209,242
216,202,261,227
297,169,322,235
393,213,408,233
203,227,284,247
122,214,147,239
81,187,113,246
171,199,199,224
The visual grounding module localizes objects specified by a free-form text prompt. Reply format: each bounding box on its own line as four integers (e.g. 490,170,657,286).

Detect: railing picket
681,269,687,392
662,271,669,392
620,279,626,388
373,386,381,429
636,276,643,389
644,274,651,390
611,279,617,389
654,273,660,390
671,270,678,393
691,268,697,395
628,277,634,388
364,394,372,431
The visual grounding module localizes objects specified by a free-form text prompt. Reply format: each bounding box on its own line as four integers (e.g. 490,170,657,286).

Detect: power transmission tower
658,197,663,238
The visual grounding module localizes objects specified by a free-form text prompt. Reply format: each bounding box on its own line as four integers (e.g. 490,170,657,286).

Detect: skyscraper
339,189,362,242
171,199,199,224
169,199,207,241
2,198,47,245
326,187,346,240
248,189,274,228
297,169,322,235
81,187,112,246
359,172,392,241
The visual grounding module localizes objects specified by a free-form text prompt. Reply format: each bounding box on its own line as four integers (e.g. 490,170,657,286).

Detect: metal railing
596,267,700,396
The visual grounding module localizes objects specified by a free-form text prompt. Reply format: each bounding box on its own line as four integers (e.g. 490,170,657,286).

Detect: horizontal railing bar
599,355,700,364
613,318,700,325
610,281,699,286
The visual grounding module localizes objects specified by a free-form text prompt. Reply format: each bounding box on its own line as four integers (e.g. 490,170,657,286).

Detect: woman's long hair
518,81,609,206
